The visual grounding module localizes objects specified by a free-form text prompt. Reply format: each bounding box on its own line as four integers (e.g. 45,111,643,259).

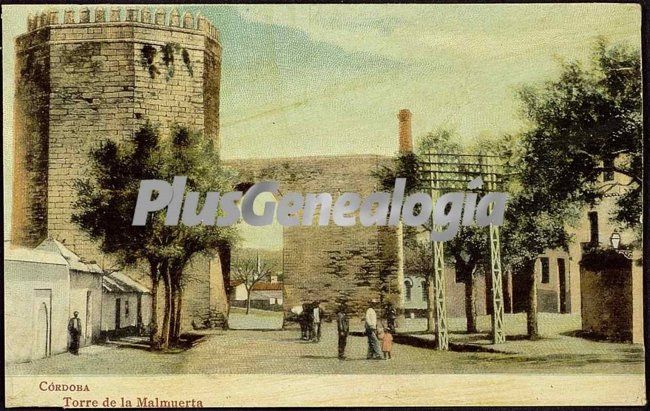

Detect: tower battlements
23,7,220,43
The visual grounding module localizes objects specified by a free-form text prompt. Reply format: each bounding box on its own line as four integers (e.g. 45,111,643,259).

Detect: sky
1,3,641,244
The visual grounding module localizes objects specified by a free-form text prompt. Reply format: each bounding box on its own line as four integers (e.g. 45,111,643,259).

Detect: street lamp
610,231,632,259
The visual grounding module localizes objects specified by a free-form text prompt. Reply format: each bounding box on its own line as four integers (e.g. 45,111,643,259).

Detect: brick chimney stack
397,109,413,153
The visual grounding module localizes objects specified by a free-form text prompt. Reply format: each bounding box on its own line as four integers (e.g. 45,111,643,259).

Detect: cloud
235,4,640,65
2,4,642,235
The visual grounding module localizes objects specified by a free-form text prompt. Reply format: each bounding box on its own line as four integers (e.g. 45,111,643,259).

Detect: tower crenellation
79,7,90,23
25,6,220,42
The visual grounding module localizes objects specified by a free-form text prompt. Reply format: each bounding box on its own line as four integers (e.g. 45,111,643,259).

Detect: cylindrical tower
12,7,222,258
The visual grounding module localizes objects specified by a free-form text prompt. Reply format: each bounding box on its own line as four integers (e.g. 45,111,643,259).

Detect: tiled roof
36,238,103,274
251,282,283,291
103,272,150,294
4,243,68,266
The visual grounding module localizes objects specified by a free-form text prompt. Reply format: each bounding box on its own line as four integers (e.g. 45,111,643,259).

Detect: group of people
297,301,324,342
296,299,398,361
363,300,396,360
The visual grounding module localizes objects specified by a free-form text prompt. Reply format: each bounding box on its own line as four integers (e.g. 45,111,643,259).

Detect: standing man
305,302,314,341
68,311,82,355
365,300,383,359
312,301,323,342
336,305,349,360
299,304,308,340
292,304,307,340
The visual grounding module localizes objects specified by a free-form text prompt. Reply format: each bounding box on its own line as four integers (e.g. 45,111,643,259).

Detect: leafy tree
517,39,641,232
73,123,237,349
231,256,275,314
375,129,492,333
160,126,237,343
502,39,641,338
500,192,578,338
447,227,490,333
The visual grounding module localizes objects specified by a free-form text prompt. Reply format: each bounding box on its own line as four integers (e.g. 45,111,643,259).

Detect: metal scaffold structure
420,152,507,349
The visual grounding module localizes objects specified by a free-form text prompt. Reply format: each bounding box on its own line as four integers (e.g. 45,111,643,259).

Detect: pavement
398,312,583,335
5,318,644,375
395,312,645,368
228,307,284,330
398,331,644,363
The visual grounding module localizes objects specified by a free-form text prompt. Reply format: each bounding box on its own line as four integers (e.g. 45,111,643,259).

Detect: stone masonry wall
224,155,402,317
12,28,51,247
580,264,633,341
203,38,221,153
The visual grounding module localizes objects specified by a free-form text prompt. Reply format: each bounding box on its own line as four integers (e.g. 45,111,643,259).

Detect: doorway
137,294,143,333
558,258,567,313
32,289,52,359
34,303,49,359
85,291,92,344
115,298,121,330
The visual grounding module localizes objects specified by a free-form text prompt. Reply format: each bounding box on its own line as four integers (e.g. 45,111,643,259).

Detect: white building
4,244,70,363
36,238,103,347
101,272,151,337
231,279,283,307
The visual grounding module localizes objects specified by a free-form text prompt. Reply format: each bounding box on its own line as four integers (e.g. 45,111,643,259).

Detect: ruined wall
580,263,633,341
225,155,402,317
12,7,224,329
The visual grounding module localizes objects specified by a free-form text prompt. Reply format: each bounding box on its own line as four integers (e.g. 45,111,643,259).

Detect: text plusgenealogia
132,177,508,242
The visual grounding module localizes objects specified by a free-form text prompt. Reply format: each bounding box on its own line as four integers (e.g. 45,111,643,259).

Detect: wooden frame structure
419,152,507,349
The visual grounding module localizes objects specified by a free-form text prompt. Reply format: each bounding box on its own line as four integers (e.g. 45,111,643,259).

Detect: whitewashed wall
4,253,70,363
69,271,103,347
101,292,151,331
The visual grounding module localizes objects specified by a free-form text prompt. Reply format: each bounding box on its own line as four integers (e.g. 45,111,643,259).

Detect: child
381,326,393,359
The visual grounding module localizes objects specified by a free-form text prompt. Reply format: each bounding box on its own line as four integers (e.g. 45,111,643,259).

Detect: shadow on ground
560,329,632,343
466,352,645,368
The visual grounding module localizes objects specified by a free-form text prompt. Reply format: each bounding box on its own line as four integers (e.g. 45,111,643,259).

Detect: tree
231,255,275,314
375,129,491,334
517,38,641,232
502,39,641,338
500,193,577,338
447,227,490,333
73,123,237,349
159,126,237,344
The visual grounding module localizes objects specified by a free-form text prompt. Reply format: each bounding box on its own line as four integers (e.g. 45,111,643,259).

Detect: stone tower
12,6,221,252
12,7,227,329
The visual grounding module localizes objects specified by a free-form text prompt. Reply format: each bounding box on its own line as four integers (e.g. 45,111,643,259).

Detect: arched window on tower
421,279,428,302
404,279,413,302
